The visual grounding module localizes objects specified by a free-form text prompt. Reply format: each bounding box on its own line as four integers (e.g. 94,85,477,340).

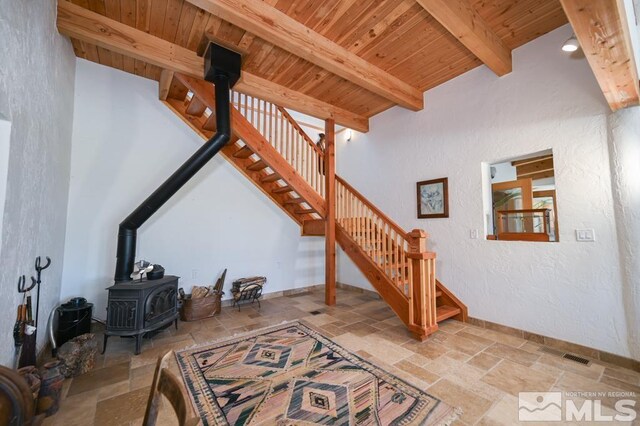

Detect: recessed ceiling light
562,35,579,52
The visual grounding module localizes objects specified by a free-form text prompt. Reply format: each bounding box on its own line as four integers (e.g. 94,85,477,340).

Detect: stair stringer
161,99,307,227
336,224,417,332
175,74,327,219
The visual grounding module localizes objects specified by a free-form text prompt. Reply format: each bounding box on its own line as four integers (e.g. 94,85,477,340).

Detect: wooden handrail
277,106,324,157
335,175,409,240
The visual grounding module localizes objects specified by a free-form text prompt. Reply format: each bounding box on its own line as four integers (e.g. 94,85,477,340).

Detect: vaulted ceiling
57,0,638,132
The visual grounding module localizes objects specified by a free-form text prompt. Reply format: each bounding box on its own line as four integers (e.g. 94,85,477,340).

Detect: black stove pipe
114,46,239,282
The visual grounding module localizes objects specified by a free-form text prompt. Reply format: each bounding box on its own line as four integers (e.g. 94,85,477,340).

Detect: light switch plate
470,229,479,239
575,229,595,242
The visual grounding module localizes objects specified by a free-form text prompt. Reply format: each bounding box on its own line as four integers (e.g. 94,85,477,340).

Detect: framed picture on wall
417,177,449,218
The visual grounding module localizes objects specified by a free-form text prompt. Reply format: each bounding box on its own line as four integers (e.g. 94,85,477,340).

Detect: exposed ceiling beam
415,0,512,76
185,0,424,111
56,1,369,132
559,0,640,110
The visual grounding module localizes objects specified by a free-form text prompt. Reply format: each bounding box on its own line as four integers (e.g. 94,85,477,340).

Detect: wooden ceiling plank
185,0,424,110
135,0,151,32
558,0,640,110
174,3,200,46
104,0,124,70
57,1,369,132
360,8,428,61
346,0,416,53
416,0,512,76
162,0,184,41
120,0,137,73
185,8,209,50
264,1,344,85
148,0,169,37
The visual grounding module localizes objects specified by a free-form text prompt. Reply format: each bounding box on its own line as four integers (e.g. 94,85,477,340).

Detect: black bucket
56,298,93,348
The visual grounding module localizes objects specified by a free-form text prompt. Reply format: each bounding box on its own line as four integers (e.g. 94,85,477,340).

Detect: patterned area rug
176,322,458,425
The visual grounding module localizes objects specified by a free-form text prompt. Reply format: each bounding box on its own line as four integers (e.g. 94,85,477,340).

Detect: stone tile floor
43,288,639,425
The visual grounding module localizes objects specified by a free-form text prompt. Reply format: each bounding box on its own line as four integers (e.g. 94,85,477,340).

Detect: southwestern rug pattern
176,322,458,425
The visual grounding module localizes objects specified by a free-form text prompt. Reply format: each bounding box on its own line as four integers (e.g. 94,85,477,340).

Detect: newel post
406,229,437,340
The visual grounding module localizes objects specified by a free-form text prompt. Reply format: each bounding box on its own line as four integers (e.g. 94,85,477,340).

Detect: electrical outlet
470,229,479,239
191,269,198,279
575,229,595,242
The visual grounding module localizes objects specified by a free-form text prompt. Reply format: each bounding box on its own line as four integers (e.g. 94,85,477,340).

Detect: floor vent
309,310,322,315
562,353,591,365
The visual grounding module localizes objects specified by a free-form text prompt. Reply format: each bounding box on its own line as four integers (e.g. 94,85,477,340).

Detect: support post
324,119,336,306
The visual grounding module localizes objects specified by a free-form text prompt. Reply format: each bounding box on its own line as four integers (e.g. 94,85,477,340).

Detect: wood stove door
107,300,138,331
144,285,177,327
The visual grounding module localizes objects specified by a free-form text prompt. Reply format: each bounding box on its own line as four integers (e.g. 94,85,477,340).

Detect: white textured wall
0,2,76,366
336,25,635,358
607,106,640,360
61,60,325,320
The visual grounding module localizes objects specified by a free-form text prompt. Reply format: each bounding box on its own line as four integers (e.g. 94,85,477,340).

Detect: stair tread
261,173,281,183
296,208,316,214
203,114,216,131
185,96,206,116
272,185,293,194
233,146,254,159
284,197,305,205
247,160,267,171
436,305,461,322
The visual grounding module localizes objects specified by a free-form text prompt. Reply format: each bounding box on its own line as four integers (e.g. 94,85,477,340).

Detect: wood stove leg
101,334,109,354
135,334,142,355
174,319,178,330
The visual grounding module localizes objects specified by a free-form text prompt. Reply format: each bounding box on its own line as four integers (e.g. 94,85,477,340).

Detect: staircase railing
228,86,437,338
231,91,326,199
336,176,438,338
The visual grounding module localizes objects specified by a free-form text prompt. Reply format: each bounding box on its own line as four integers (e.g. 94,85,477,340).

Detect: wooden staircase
161,73,466,340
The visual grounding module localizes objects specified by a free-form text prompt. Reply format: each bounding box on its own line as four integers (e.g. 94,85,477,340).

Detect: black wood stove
103,276,179,355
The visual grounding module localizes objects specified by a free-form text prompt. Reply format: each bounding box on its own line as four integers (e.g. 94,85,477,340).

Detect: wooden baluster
401,240,406,295
262,101,267,137
271,103,275,144
260,100,265,138
288,122,293,166
307,139,311,186
396,233,401,287
375,217,381,267
381,223,387,273
257,99,261,135
284,121,290,163
365,209,370,256
312,146,316,191
293,126,297,170
367,208,372,256
369,210,374,257
277,109,282,154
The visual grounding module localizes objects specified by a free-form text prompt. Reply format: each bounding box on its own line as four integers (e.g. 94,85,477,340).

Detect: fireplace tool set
14,256,51,368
